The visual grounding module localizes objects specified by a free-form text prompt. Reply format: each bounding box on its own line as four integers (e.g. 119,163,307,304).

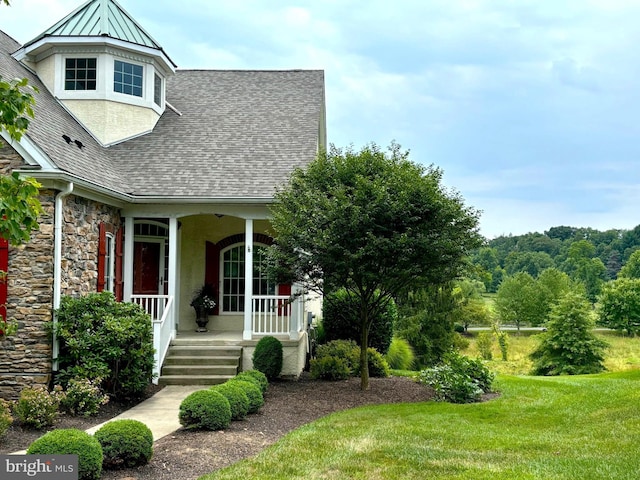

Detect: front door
133,241,164,294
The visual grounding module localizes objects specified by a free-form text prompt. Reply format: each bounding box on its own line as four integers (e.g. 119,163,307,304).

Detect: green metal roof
27,0,162,50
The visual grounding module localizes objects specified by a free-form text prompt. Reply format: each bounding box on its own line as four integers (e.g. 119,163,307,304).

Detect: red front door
133,241,161,294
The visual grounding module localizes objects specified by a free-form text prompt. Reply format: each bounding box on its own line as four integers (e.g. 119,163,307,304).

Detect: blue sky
3,0,640,238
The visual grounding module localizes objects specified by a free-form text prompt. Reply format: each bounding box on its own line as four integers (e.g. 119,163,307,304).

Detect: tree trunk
360,314,370,391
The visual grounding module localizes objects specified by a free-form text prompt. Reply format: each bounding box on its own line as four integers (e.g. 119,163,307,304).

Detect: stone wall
0,139,122,399
60,195,121,296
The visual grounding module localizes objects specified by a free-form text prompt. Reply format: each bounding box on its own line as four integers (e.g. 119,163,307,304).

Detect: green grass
464,331,640,375
200,370,640,479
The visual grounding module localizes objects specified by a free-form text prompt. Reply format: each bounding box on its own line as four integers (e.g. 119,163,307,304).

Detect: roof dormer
12,0,177,146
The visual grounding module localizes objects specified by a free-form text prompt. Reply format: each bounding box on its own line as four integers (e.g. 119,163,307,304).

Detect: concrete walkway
11,385,204,454
85,385,203,440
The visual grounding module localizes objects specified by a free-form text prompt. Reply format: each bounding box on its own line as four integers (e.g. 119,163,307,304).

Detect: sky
2,0,640,239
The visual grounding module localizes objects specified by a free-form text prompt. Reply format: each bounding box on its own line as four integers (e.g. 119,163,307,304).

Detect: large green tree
617,250,640,279
597,278,640,335
268,143,481,389
494,272,541,330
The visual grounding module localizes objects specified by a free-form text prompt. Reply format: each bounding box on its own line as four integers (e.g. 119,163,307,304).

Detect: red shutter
278,284,292,316
0,238,8,321
114,227,124,302
205,241,220,315
97,223,106,292
278,284,291,296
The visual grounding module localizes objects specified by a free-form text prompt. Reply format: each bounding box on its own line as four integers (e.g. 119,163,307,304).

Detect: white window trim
105,232,116,293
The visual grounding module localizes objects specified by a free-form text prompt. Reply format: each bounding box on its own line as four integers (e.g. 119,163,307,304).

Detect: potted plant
190,284,216,332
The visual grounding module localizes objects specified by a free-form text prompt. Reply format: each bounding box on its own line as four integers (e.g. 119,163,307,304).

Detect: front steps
158,338,242,386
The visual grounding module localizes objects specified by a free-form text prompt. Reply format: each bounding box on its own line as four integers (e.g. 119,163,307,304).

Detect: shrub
227,379,264,413
385,337,415,370
94,419,153,469
453,332,470,351
252,336,283,380
236,369,268,393
27,428,103,480
179,389,231,430
418,353,494,404
212,382,250,420
366,348,390,378
310,355,351,380
60,378,109,417
323,288,396,354
53,292,154,399
14,385,64,429
476,332,494,360
0,398,12,437
315,339,360,374
454,323,465,334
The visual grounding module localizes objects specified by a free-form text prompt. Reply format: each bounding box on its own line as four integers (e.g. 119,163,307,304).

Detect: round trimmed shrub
227,379,264,413
315,339,360,374
310,355,351,380
179,389,231,430
236,369,268,393
27,428,103,480
252,336,283,380
211,382,249,420
94,419,153,469
366,348,390,378
385,337,415,370
323,288,397,354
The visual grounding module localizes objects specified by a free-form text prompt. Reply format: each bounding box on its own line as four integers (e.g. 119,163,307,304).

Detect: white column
123,216,134,302
243,219,254,340
168,218,179,331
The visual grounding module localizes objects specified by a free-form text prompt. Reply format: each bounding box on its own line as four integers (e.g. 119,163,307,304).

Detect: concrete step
166,345,242,357
158,375,232,386
163,355,240,366
161,364,238,376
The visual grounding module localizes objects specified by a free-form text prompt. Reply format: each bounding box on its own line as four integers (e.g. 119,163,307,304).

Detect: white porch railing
252,294,304,338
131,294,175,383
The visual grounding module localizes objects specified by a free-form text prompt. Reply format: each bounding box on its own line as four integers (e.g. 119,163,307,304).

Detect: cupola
12,0,177,146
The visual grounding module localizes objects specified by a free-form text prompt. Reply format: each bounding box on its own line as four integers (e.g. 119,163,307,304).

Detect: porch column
123,216,134,302
168,218,179,331
243,219,254,340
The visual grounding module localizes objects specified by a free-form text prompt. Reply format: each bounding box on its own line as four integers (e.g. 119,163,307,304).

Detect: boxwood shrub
252,336,283,380
236,369,269,393
211,382,249,420
94,419,153,469
27,429,103,480
227,379,264,413
179,389,231,430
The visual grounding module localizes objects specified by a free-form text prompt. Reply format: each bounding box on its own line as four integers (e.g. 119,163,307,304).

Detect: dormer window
114,60,143,97
65,58,97,91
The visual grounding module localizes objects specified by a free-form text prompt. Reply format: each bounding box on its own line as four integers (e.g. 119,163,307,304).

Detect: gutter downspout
52,182,73,370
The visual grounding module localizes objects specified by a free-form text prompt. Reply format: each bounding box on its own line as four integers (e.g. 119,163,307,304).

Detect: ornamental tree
267,142,482,389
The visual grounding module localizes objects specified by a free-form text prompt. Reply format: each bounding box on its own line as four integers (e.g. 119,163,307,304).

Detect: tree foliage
530,292,608,375
494,272,541,329
597,278,640,335
0,171,42,245
0,76,38,142
618,250,640,279
268,143,481,388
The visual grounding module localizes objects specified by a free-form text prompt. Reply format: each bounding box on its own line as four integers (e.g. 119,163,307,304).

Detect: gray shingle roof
0,31,325,200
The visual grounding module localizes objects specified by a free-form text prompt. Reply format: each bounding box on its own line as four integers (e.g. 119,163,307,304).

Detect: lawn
200,370,640,479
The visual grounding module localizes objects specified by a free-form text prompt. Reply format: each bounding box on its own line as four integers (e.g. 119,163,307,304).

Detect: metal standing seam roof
23,0,163,51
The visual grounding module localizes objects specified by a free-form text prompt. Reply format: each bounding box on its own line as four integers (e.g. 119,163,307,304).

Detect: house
0,0,326,398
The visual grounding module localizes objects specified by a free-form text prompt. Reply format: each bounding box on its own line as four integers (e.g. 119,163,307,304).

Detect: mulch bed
1,375,434,480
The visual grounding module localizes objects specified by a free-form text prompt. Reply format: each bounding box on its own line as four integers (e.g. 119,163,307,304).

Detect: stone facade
0,140,122,399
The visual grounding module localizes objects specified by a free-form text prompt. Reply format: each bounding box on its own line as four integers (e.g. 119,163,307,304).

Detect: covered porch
119,204,315,382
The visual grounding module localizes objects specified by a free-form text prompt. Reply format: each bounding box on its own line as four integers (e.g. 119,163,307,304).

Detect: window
65,58,97,90
221,245,274,312
114,60,143,97
104,233,115,292
154,73,162,106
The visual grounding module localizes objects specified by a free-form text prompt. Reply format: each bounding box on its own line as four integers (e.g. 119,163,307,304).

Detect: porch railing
131,294,175,383
252,294,303,338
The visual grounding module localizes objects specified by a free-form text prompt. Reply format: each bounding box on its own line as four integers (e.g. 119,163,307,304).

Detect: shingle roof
0,31,325,200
